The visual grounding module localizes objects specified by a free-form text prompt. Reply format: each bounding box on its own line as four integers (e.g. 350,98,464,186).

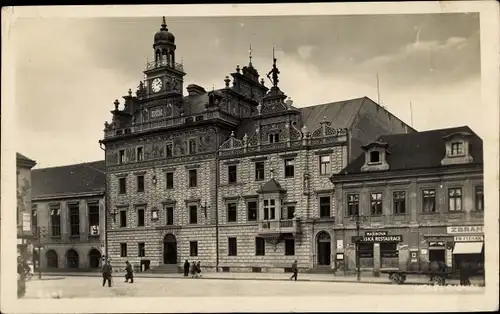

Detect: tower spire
161,16,167,31
249,42,253,67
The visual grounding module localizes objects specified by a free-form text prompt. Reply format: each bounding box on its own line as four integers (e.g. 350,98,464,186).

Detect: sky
11,13,482,168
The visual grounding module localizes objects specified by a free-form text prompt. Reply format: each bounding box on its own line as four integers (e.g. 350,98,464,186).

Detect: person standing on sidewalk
102,259,113,287
124,261,134,283
184,260,190,277
290,260,298,281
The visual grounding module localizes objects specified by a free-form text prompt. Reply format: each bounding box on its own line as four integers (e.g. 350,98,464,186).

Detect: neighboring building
330,126,484,274
17,153,37,260
100,17,415,273
31,161,106,271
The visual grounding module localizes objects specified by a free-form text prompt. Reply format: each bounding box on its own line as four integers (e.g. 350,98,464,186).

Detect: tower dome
154,16,175,46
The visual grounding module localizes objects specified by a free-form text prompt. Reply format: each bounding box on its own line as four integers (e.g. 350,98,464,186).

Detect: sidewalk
34,271,485,286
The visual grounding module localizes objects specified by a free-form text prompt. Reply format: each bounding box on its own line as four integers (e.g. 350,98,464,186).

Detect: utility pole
355,213,361,282
34,226,46,280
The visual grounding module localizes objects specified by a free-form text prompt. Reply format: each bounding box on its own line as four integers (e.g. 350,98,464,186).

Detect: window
137,175,145,192
247,201,258,221
88,203,100,229
475,186,484,211
286,206,295,219
50,207,61,237
190,241,198,257
319,197,331,218
120,243,127,257
255,237,265,256
448,188,463,211
284,159,295,178
369,151,380,163
166,172,174,189
119,177,127,194
358,242,374,258
285,239,295,256
228,237,237,256
138,243,145,257
269,133,279,143
255,162,265,181
189,139,197,154
451,142,464,155
69,203,80,236
319,155,331,175
393,191,406,214
137,147,144,161
166,142,173,157
137,208,145,227
189,205,198,224
228,165,237,184
165,206,174,225
189,169,197,188
263,199,276,220
422,189,436,213
227,203,237,222
347,194,359,216
119,150,126,164
370,193,383,215
31,204,38,232
380,242,398,258
120,210,127,227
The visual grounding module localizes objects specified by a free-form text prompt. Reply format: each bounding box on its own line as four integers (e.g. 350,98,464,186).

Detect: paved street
24,276,485,299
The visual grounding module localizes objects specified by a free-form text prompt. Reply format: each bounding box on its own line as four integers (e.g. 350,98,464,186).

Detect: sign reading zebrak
446,226,483,234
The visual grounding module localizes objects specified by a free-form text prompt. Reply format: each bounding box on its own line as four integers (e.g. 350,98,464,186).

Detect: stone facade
16,153,37,261
101,18,414,273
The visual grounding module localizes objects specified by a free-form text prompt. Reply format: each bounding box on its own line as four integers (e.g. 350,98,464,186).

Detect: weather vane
249,43,253,67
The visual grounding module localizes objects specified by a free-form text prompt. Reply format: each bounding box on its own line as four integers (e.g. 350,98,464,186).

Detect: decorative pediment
220,131,245,150
310,117,348,138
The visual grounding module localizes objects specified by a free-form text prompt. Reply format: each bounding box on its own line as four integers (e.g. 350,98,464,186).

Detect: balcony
104,110,240,138
145,60,184,72
258,218,299,236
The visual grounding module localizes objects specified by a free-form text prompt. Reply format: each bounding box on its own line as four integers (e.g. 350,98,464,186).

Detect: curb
37,273,439,286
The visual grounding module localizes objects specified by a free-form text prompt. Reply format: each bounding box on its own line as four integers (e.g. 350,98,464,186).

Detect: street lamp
33,226,47,280
349,211,368,281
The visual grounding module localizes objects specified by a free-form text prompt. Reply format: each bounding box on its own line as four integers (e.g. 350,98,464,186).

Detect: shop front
447,225,484,272
350,231,404,271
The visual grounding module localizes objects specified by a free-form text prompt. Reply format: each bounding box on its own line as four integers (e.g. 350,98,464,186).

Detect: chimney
186,84,207,96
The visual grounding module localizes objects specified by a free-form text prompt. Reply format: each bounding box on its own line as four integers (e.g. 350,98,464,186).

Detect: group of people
184,260,202,278
101,259,134,287
17,256,31,298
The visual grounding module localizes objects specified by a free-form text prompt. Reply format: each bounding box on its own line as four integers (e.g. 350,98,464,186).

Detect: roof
336,126,483,176
16,152,36,168
257,178,286,193
235,97,366,138
32,160,106,199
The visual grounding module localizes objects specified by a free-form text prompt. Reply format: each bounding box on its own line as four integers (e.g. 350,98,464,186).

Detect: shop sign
446,226,483,234
454,235,484,242
353,235,402,243
22,212,31,232
336,253,344,260
365,231,388,237
336,240,344,250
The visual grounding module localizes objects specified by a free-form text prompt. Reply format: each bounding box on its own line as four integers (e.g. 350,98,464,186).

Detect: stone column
373,243,381,273
383,185,391,225
409,179,418,223
463,178,473,222
60,202,68,242
80,200,88,242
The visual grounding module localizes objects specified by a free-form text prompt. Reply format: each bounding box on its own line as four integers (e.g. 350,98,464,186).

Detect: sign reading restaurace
353,234,403,243
446,226,483,234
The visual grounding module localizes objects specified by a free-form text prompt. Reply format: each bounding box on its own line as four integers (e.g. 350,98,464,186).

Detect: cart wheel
390,273,402,284
398,275,406,284
431,276,445,286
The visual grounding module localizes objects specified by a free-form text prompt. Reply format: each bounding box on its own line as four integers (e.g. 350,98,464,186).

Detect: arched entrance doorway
317,231,331,266
163,234,177,264
46,250,58,268
66,249,79,269
88,249,102,268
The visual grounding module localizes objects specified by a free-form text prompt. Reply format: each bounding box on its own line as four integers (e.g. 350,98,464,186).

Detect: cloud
297,46,314,60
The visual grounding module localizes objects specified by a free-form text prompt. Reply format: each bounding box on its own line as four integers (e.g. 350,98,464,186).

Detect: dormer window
269,133,279,143
369,151,380,163
451,142,464,156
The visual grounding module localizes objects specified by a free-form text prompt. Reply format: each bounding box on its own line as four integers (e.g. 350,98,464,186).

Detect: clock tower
142,17,186,119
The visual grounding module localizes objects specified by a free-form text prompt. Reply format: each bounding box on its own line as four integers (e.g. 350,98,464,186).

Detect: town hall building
100,17,414,273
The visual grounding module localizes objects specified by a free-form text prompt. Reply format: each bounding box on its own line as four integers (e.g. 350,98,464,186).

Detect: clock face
151,78,163,93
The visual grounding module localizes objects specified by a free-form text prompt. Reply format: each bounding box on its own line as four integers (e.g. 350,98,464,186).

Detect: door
317,231,332,266
163,234,177,264
429,249,445,263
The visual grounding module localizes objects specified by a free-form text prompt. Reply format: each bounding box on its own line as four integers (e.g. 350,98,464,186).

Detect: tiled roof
257,178,286,193
32,160,106,199
336,126,483,175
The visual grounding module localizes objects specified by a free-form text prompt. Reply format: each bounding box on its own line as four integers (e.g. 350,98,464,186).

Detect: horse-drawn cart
381,269,451,285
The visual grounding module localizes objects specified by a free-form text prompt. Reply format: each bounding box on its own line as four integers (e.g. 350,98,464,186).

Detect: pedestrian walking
124,261,134,283
196,261,202,278
184,260,190,277
102,259,113,287
190,262,198,278
290,260,298,281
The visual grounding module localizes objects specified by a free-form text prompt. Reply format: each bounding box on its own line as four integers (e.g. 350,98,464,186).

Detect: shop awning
453,242,483,254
